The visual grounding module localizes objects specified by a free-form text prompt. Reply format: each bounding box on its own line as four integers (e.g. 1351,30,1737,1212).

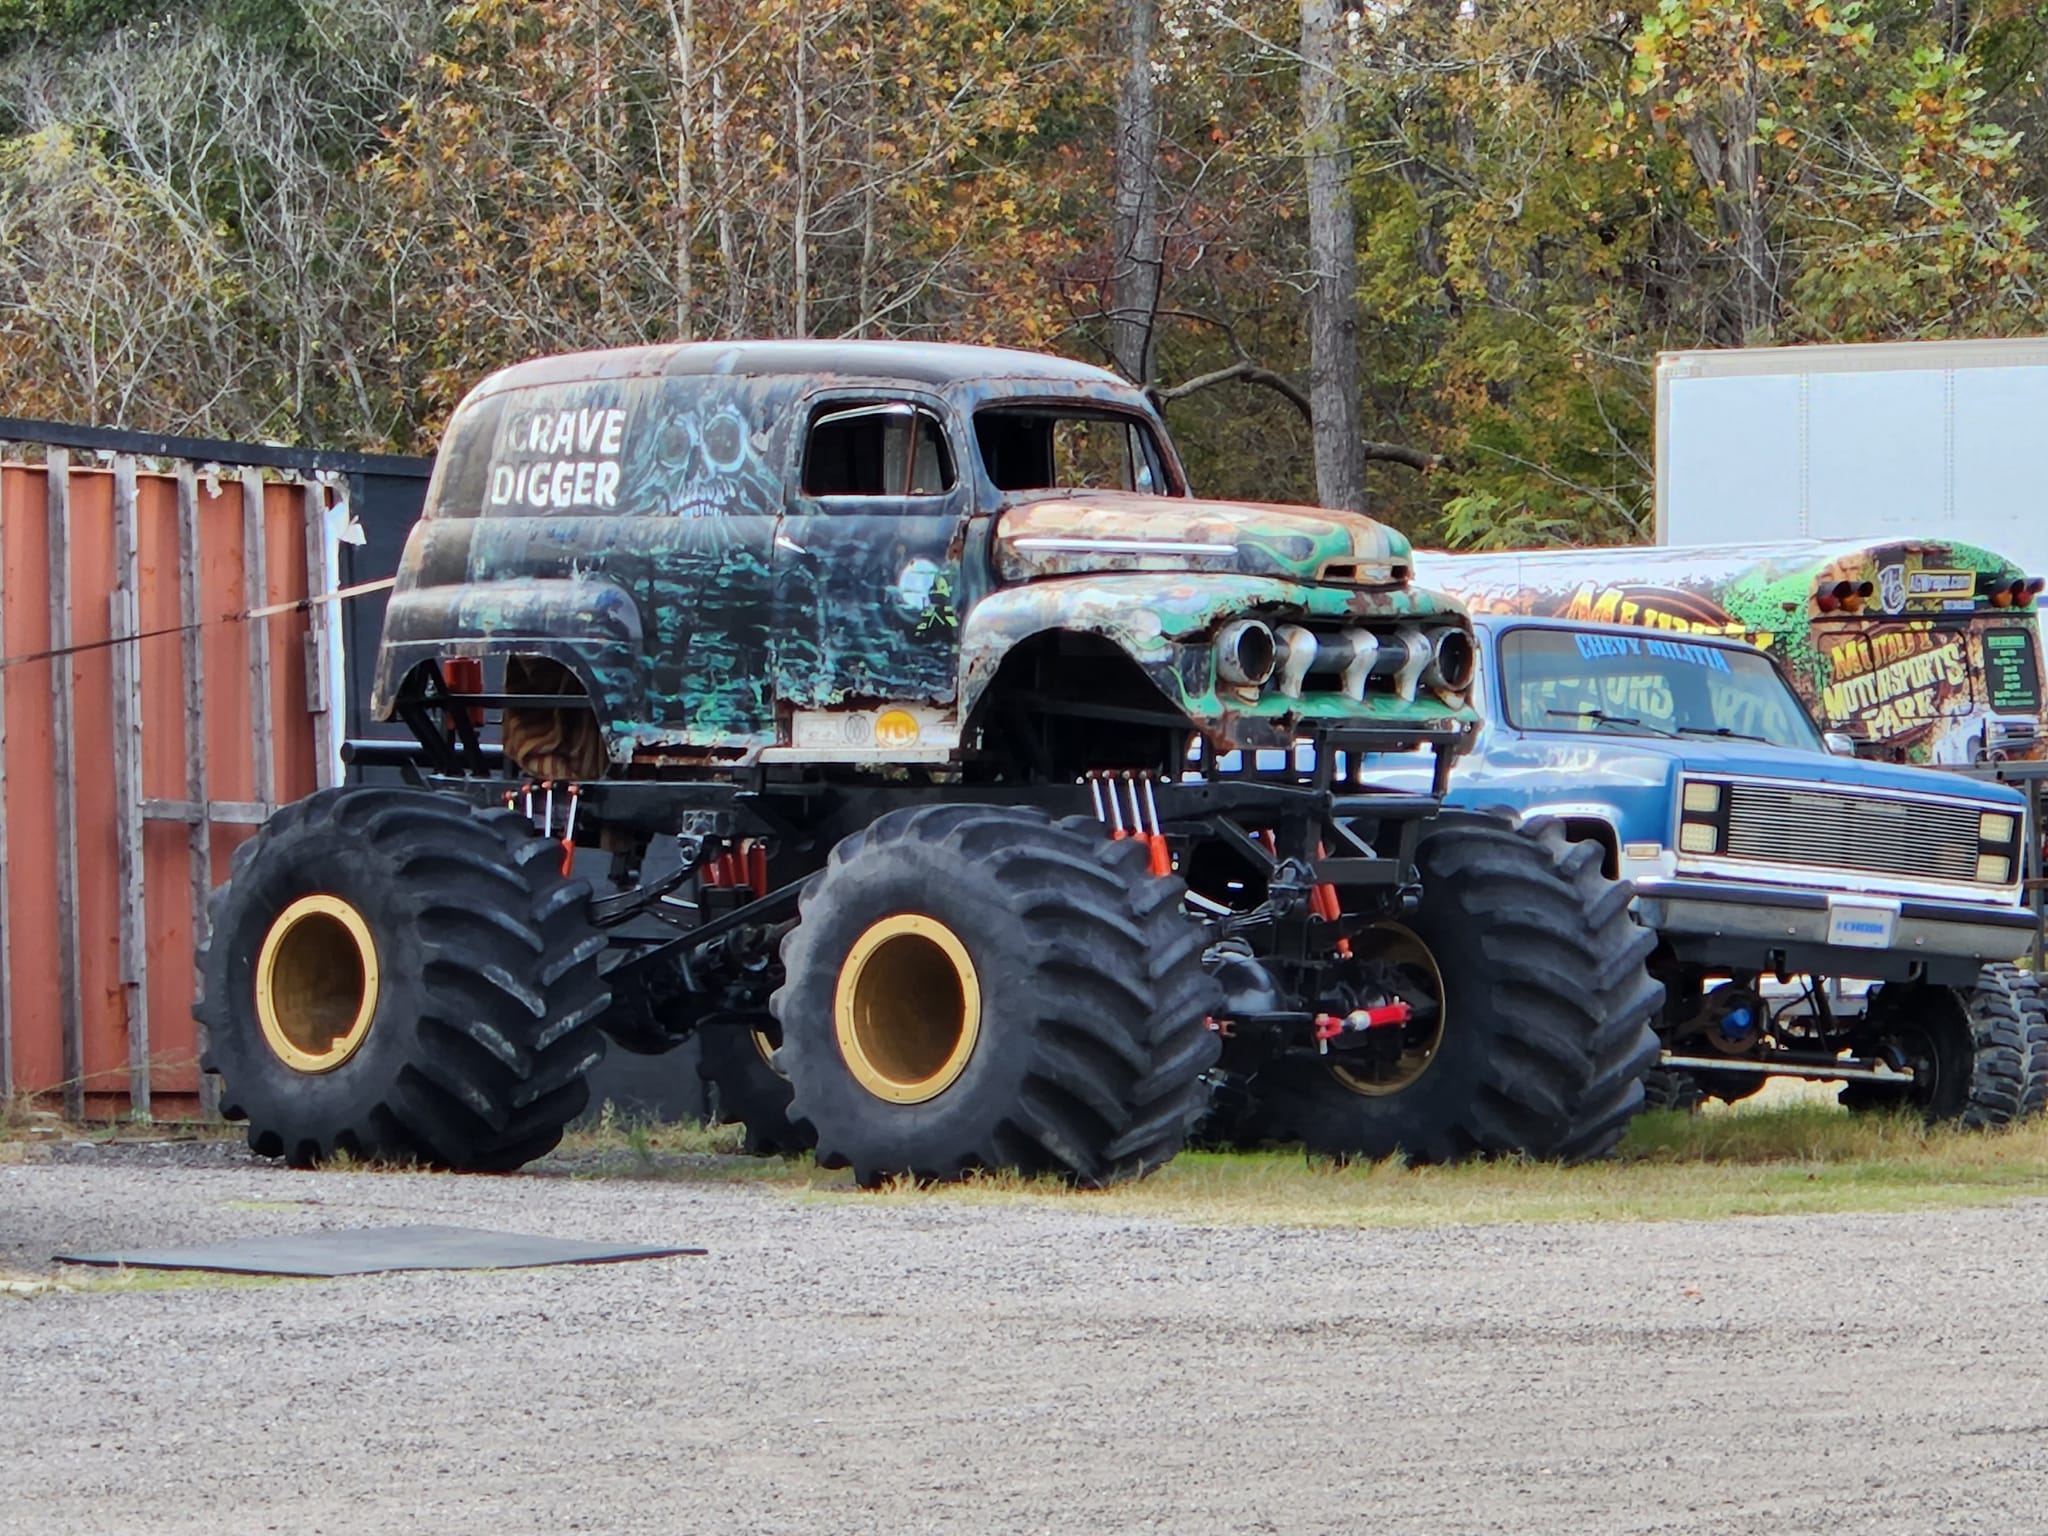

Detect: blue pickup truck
1345,615,2043,1122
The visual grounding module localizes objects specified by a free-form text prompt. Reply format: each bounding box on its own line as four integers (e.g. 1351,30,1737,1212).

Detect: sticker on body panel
1573,631,1731,672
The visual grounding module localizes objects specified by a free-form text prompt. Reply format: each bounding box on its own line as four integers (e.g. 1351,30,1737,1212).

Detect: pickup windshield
1500,627,1825,752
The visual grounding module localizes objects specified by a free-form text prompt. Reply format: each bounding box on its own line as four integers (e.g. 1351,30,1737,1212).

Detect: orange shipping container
2,452,328,1119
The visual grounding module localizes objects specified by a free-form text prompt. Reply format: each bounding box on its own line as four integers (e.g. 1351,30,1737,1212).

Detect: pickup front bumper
1631,877,2038,988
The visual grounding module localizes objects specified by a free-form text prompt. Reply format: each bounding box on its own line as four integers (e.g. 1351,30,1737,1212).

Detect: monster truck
197,341,1662,1182
1325,614,2041,1125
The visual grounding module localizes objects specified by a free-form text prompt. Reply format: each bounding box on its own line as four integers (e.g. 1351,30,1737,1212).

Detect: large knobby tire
773,806,1220,1187
697,1017,817,1157
1249,813,1663,1165
2014,969,2048,1120
197,787,611,1170
1841,964,2027,1128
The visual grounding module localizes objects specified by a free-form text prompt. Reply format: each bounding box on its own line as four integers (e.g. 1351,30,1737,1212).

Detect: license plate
1827,898,1900,949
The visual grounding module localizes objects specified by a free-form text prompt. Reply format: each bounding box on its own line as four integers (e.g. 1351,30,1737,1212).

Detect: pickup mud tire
1641,1068,1705,1114
198,787,610,1170
1250,813,1662,1165
773,806,1220,1187
2015,970,2048,1120
697,1017,817,1157
1841,964,2027,1127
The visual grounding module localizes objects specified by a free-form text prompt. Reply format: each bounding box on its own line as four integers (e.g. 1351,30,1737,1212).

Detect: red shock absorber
749,841,770,899
1139,776,1172,877
441,656,485,729
1313,840,1351,959
559,782,580,877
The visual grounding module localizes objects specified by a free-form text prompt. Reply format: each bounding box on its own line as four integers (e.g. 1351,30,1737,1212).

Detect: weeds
3,1268,301,1299
554,1103,751,1160
572,1098,2048,1229
17,1091,2048,1232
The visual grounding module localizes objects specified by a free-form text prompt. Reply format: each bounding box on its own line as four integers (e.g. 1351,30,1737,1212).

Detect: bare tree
1107,0,1163,383
1299,0,1367,512
1670,61,1780,346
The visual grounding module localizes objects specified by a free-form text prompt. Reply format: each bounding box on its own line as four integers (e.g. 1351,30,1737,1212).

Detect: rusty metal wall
0,423,431,1120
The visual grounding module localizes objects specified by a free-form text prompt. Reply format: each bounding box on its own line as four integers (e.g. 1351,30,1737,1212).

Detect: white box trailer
1655,337,2048,578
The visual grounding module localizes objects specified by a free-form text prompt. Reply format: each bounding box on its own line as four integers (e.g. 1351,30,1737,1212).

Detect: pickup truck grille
1722,781,1984,885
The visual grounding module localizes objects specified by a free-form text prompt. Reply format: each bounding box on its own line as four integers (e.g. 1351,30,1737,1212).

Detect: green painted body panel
959,572,1470,735
994,493,1414,585
370,340,1480,766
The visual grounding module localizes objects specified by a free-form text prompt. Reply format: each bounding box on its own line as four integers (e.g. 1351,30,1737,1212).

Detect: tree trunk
791,0,811,338
1108,0,1163,384
857,0,877,334
1299,0,1367,513
1939,0,1971,55
710,56,738,333
666,0,694,340
1677,55,1778,345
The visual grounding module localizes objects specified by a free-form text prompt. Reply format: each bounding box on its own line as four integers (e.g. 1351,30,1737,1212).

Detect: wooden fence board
110,455,150,1116
44,450,84,1119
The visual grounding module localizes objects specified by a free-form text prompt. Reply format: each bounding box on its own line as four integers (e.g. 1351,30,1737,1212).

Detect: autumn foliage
2,0,2046,547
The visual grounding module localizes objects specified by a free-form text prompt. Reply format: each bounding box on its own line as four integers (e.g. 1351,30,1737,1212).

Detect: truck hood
1536,730,2024,809
993,492,1414,586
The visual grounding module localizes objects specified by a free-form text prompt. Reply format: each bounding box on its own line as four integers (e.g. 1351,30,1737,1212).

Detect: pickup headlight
1677,776,1731,859
1975,804,2024,886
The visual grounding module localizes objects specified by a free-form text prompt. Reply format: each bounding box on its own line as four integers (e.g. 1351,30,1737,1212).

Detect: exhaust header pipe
1237,621,1476,702
1216,618,1278,687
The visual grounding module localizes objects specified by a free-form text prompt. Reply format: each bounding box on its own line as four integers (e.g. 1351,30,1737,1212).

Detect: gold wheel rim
833,914,981,1104
255,894,381,1074
1329,923,1446,1097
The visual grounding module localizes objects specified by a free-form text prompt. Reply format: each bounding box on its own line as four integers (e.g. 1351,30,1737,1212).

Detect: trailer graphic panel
1418,538,2046,763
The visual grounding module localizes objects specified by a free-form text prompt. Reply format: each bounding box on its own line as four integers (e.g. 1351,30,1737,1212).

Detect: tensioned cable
0,576,397,672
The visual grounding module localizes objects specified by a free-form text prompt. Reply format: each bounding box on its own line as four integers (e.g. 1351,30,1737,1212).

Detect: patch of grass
3,1268,302,1298
610,1100,2048,1228
1,1090,35,1134
85,1118,239,1145
555,1102,752,1160
315,1146,417,1174
0,1097,239,1147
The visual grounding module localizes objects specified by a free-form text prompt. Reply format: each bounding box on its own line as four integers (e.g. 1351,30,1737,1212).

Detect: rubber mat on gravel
54,1224,706,1277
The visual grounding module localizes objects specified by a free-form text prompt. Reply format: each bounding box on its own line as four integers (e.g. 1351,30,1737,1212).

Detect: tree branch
1155,361,1444,472
1360,439,1445,473
1155,358,1311,417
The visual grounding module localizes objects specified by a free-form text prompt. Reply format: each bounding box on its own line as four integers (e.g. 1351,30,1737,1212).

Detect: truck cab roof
468,339,1141,402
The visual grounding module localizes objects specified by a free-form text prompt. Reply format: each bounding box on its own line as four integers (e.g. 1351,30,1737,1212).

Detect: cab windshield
1500,627,1825,752
974,406,1176,496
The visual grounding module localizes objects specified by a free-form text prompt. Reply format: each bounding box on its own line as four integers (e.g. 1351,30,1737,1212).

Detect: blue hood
1569,731,2024,809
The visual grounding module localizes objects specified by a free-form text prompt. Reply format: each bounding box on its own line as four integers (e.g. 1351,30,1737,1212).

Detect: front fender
956,575,1245,723
957,573,1476,746
370,576,646,727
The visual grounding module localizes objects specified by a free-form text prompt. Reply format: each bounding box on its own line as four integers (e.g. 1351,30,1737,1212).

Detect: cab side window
803,402,955,498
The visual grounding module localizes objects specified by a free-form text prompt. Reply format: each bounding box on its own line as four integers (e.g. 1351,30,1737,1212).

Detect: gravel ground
4,1141,2047,1535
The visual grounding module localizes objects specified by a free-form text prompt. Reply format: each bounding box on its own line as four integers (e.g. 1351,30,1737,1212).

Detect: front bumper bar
1632,877,2038,986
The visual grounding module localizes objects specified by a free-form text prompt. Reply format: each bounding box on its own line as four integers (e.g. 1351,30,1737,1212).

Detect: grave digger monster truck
197,341,1662,1182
